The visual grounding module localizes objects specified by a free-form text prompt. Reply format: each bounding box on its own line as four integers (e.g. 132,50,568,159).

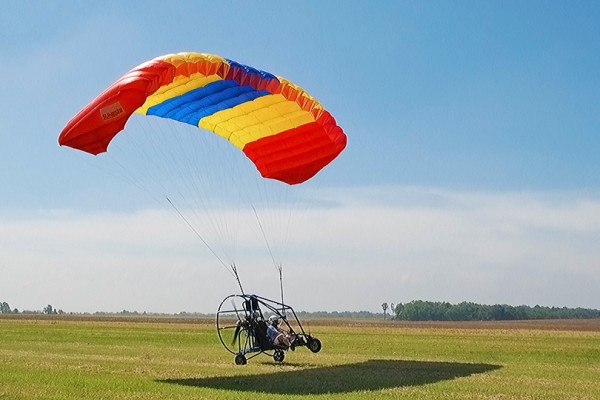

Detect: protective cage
216,294,322,364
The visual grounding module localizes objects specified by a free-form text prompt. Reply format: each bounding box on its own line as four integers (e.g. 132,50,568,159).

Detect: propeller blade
231,321,242,345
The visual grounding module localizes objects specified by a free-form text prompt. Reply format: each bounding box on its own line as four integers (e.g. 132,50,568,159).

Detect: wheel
234,354,247,365
273,349,285,362
307,338,321,353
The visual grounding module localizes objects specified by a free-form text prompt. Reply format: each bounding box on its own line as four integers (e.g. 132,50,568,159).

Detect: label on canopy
100,102,125,122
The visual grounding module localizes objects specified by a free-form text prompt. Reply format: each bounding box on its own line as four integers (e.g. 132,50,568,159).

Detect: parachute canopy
59,52,347,185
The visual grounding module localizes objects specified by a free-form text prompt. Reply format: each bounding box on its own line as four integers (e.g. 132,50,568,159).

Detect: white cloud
1,186,599,313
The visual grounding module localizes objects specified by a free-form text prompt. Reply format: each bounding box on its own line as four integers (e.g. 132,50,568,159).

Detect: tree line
3,299,599,321
0,302,64,315
383,300,600,321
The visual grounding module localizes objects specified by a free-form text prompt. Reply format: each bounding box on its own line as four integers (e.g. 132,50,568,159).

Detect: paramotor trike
216,294,322,364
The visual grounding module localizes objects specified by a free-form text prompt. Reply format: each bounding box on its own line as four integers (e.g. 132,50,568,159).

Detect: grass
0,317,599,399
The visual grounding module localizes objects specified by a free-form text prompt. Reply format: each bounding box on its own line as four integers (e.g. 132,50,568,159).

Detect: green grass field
1,317,599,399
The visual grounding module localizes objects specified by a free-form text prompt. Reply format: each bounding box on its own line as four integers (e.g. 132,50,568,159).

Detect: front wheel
307,338,321,353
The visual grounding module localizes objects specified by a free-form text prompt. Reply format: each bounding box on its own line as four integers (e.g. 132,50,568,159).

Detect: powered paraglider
59,52,346,362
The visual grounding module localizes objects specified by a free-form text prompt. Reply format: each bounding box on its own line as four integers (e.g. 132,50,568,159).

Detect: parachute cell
59,52,347,185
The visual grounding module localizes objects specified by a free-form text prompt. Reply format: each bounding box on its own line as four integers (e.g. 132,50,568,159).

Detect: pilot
267,315,294,350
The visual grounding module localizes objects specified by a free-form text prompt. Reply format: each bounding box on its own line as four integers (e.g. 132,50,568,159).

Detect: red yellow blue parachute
59,52,346,185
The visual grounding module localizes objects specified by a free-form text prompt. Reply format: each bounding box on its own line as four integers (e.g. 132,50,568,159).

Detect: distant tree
390,303,395,320
381,302,389,320
1,302,11,314
43,304,54,314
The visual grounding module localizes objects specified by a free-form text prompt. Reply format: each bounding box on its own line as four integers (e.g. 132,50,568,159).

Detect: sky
1,1,600,314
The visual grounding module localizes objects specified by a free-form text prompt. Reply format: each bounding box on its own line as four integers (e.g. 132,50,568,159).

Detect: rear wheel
273,349,285,362
234,354,247,365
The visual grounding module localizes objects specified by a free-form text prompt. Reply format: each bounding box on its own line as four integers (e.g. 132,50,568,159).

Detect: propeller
231,298,244,346
231,320,242,345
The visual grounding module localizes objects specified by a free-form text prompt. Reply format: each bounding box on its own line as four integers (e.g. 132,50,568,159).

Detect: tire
234,354,247,365
273,349,285,362
307,338,321,353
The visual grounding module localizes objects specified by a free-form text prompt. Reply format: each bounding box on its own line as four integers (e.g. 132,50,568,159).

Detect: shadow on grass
159,359,502,395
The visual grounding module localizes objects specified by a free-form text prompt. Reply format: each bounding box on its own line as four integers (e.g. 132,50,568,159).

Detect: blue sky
1,1,600,313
